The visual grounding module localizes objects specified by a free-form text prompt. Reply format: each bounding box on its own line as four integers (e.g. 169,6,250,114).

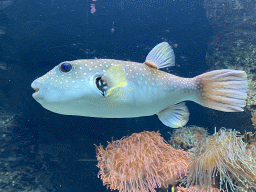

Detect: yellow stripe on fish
102,64,128,99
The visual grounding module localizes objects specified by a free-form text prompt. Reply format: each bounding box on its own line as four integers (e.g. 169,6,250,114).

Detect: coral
177,185,223,192
169,126,208,151
96,131,191,192
186,128,256,191
0,158,56,192
251,111,256,129
0,107,16,133
243,131,256,160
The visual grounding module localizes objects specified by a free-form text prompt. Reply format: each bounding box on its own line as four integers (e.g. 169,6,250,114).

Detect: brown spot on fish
144,61,158,69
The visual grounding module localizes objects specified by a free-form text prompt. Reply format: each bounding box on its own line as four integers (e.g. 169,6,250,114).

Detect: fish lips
31,81,43,100
32,88,42,100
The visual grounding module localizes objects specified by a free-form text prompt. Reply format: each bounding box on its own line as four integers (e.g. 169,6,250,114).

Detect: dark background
0,0,213,191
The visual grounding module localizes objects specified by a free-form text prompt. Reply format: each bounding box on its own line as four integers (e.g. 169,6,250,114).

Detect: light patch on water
0,62,10,70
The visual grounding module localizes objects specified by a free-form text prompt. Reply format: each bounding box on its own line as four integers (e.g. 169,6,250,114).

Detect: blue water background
1,0,212,191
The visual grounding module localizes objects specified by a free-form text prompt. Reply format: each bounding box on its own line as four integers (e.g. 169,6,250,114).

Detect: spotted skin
31,41,247,128
31,59,201,118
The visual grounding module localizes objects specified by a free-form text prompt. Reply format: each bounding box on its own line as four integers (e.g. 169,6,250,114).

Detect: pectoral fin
101,64,128,100
157,102,189,128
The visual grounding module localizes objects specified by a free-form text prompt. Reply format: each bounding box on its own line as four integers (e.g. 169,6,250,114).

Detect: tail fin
194,69,247,112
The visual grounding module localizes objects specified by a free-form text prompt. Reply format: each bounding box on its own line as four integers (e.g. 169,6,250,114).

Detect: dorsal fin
144,42,175,69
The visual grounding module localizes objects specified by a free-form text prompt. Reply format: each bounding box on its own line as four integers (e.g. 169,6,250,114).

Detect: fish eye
60,62,73,72
95,76,108,96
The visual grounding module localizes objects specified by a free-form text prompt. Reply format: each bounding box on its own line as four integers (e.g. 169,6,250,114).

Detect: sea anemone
251,110,256,129
96,131,191,192
176,185,223,192
186,128,256,191
169,126,208,151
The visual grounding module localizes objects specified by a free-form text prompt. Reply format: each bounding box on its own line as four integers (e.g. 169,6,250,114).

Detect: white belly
39,82,176,118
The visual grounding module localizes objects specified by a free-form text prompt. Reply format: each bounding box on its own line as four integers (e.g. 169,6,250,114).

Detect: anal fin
157,102,189,128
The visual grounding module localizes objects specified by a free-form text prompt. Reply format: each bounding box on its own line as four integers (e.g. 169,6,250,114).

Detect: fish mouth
31,84,40,98
32,88,39,98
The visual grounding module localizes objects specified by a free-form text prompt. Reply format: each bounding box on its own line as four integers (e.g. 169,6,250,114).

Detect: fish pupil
95,77,108,96
60,63,72,72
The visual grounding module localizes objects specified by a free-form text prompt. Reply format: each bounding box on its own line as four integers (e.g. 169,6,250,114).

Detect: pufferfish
31,42,247,128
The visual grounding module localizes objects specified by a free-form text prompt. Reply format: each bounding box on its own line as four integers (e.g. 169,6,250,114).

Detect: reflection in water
0,62,10,70
90,0,97,14
90,3,96,14
0,0,14,10
0,26,5,35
